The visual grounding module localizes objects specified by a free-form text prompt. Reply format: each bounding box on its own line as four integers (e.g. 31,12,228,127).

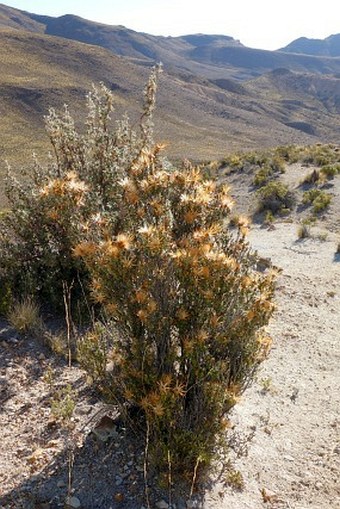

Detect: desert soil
0,163,339,509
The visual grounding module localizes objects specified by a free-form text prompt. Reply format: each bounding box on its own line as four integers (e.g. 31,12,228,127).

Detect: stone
115,475,123,486
92,415,118,442
65,496,81,509
177,499,186,509
156,500,169,509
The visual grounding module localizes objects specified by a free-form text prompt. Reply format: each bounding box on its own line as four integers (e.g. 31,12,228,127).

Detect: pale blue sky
2,0,339,50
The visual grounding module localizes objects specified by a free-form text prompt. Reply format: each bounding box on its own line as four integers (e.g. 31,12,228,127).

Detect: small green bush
77,323,108,382
320,164,340,179
256,181,295,214
302,189,331,213
253,166,272,187
0,78,145,309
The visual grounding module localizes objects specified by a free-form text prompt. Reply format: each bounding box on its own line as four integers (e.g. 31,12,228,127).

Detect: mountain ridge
1,2,340,187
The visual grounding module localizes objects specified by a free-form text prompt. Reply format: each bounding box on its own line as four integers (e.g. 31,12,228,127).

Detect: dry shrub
0,67,277,486
74,69,277,481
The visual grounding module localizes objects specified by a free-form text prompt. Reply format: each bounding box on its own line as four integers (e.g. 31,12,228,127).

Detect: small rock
38,353,45,360
156,500,169,509
92,415,118,442
115,476,123,486
177,499,186,509
57,480,67,488
186,501,199,509
65,496,81,509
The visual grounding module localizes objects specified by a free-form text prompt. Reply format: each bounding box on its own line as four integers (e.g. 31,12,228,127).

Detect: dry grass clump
297,223,311,239
7,296,44,335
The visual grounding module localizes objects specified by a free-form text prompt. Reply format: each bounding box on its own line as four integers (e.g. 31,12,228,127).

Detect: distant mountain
280,34,340,57
1,1,340,190
1,5,340,80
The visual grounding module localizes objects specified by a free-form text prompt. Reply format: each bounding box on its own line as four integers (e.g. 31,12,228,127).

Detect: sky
2,0,340,50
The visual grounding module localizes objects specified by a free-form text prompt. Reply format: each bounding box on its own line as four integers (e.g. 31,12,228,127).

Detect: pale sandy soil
205,223,340,509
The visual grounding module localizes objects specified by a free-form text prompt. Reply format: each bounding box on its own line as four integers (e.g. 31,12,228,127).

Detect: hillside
1,27,333,180
2,4,340,80
1,3,340,195
281,34,340,57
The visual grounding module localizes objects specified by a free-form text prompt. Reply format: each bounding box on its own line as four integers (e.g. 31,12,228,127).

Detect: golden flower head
115,233,132,250
184,209,199,224
177,308,189,321
73,242,97,258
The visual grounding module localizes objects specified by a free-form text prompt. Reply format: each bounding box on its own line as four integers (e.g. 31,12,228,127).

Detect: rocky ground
0,162,339,509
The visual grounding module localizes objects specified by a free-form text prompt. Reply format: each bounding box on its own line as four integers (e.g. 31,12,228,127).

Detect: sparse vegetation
256,181,295,215
302,189,332,213
50,384,77,423
224,465,245,490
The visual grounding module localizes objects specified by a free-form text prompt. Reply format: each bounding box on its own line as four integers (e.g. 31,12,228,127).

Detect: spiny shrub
0,78,147,309
256,181,295,214
77,160,276,479
74,71,277,481
301,144,339,167
273,145,301,163
320,164,340,179
1,68,277,485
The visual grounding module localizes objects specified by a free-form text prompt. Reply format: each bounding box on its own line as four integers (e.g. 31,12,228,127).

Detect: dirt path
205,224,340,509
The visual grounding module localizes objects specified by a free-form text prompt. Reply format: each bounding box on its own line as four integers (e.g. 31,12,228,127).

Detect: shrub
78,159,276,479
253,166,272,187
274,145,300,163
75,71,277,482
256,181,295,214
0,77,147,309
1,68,277,487
320,164,340,179
302,189,331,213
77,322,108,382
